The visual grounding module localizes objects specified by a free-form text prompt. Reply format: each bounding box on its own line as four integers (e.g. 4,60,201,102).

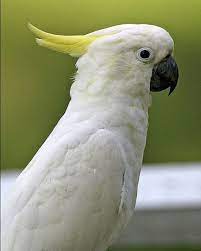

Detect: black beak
150,55,179,95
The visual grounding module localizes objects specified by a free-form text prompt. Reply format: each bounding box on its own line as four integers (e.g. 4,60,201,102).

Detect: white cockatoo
2,24,178,251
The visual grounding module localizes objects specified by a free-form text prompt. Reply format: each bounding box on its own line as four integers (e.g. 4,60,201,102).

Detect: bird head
28,23,178,96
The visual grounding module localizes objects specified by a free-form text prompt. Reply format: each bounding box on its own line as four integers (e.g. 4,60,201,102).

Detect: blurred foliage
1,0,201,170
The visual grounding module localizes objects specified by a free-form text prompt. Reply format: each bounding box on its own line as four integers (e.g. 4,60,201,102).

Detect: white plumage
2,24,176,251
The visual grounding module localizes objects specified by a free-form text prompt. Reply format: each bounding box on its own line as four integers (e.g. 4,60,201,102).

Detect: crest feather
28,23,100,56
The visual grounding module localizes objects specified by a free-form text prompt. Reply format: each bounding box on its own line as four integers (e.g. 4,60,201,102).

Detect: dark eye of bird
140,50,150,58
165,54,171,59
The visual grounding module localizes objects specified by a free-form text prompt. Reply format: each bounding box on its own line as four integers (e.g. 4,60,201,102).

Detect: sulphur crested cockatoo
2,24,178,251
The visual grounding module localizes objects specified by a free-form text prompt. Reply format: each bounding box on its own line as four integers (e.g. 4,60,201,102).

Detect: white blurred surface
2,163,201,245
2,163,201,210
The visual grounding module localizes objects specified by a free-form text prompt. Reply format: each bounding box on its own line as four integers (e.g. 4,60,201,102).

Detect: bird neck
63,54,152,163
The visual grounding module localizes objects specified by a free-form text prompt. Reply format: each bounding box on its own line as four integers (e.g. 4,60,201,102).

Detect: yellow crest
28,23,101,57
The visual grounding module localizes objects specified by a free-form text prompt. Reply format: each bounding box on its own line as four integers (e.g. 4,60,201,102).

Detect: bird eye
136,48,154,62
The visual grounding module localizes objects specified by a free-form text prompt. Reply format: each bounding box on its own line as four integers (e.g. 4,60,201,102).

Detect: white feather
2,24,174,251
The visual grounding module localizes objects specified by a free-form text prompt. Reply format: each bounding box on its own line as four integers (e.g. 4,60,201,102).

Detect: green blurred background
1,0,201,170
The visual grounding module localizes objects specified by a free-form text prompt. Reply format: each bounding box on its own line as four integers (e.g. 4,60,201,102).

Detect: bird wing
2,125,130,251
